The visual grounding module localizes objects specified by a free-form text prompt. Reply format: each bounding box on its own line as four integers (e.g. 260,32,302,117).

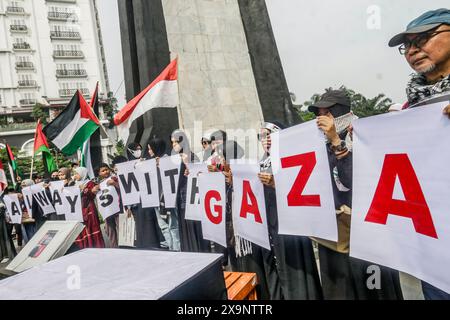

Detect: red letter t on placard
281,152,321,207
364,154,438,239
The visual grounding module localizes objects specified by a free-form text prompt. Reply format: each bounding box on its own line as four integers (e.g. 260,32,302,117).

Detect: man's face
51,172,59,180
405,25,450,74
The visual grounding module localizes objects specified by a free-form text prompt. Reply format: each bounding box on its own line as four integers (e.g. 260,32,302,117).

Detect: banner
49,180,68,216
135,159,160,208
21,186,34,218
199,172,226,247
159,155,182,209
231,163,270,250
185,163,208,221
3,194,22,224
31,183,55,216
271,120,338,241
350,101,450,293
116,160,140,206
96,180,121,220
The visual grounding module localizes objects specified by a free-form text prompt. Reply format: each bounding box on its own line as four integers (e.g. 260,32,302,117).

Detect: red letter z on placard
365,154,438,239
281,152,321,207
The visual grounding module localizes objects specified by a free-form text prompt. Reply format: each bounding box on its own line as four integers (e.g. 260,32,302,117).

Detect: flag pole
29,155,34,180
174,56,185,130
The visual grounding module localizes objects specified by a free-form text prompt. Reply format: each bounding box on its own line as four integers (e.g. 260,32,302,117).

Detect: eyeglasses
399,29,450,55
201,140,210,145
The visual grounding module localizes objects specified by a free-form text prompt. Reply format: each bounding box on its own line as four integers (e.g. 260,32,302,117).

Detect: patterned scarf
406,73,450,105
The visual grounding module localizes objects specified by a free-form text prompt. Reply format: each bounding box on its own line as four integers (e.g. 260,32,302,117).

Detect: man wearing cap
309,89,403,300
389,8,450,115
389,8,450,300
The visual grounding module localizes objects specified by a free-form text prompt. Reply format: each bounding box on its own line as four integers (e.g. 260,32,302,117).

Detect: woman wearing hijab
47,167,72,221
0,192,16,262
257,121,323,300
147,138,172,250
127,142,161,249
171,129,211,253
72,167,105,249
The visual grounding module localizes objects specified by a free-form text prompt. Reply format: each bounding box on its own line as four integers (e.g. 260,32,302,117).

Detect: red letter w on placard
364,154,438,239
281,152,321,207
240,180,263,223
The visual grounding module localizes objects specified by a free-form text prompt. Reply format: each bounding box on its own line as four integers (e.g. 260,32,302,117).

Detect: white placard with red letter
350,101,450,294
271,120,338,241
159,155,182,209
3,194,23,224
231,163,270,250
185,163,208,221
198,172,226,247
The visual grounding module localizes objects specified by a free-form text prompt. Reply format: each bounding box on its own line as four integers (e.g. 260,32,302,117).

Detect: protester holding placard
258,121,323,300
147,138,172,250
309,89,402,300
72,167,105,249
171,129,210,253
126,143,161,249
0,197,16,261
47,168,72,221
388,8,450,299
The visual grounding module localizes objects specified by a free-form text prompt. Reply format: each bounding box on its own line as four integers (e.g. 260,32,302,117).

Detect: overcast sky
97,0,449,108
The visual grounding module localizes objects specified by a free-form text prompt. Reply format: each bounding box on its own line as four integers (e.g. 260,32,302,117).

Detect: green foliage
297,86,392,120
31,103,49,125
103,92,118,123
115,140,125,157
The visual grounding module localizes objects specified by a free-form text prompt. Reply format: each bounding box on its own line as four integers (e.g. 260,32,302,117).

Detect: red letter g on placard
205,190,222,225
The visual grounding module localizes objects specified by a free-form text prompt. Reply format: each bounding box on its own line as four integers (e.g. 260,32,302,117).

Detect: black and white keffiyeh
406,73,450,105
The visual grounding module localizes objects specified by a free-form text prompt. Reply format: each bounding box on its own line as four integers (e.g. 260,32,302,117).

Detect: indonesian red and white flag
114,59,179,143
0,160,7,191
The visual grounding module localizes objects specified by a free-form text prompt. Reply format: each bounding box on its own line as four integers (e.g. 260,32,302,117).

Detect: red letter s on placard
365,154,438,239
281,152,321,207
205,190,222,225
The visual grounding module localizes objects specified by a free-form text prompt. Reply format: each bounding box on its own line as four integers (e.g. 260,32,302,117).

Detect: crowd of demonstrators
0,7,448,300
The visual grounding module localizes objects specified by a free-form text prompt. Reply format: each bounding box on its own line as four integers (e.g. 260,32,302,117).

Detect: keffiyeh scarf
406,73,450,105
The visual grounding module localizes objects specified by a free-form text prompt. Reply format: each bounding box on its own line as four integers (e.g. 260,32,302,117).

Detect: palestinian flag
43,90,100,156
0,160,7,192
114,58,179,144
6,143,18,186
34,119,57,174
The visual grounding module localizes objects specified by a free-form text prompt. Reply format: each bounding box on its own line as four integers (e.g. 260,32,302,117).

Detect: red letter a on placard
364,154,438,239
240,180,263,223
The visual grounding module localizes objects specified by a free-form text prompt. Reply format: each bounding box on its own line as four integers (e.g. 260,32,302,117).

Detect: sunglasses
201,140,210,145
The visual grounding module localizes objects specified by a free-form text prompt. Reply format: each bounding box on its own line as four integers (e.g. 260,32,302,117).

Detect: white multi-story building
0,0,110,156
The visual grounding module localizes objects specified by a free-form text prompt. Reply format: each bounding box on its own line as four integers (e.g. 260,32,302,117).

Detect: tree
296,86,392,121
31,103,49,125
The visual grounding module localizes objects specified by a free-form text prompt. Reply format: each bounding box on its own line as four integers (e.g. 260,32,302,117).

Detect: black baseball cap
308,90,351,114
